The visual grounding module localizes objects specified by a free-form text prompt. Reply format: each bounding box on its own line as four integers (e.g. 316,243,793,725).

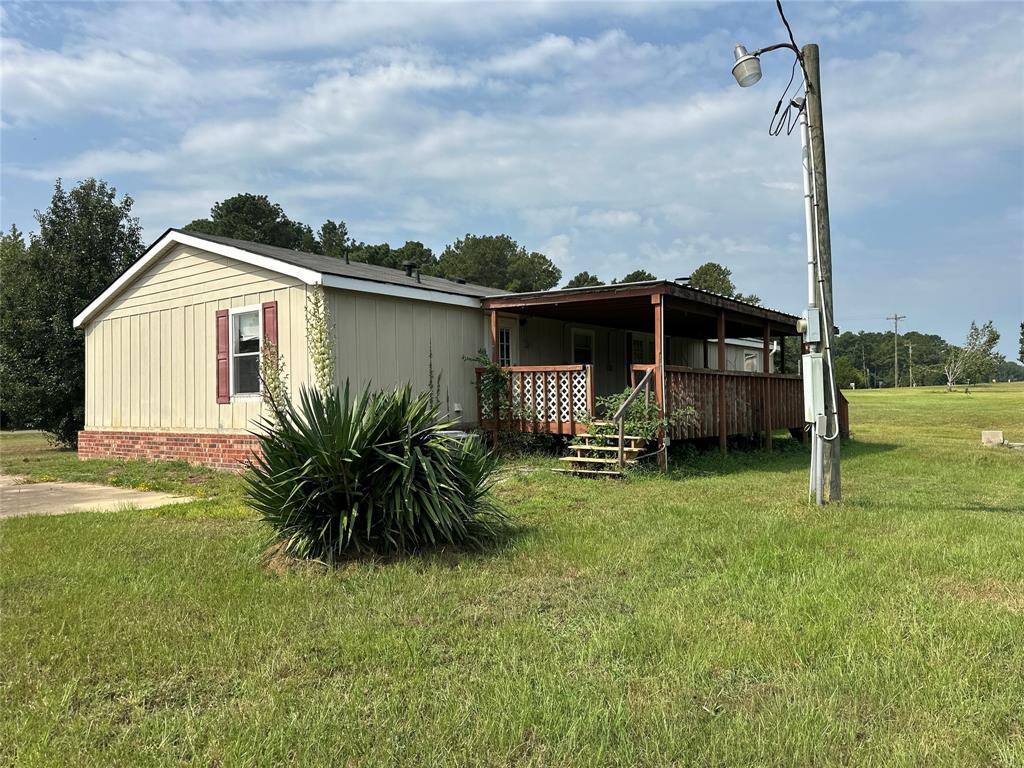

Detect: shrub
246,383,505,560
579,388,696,446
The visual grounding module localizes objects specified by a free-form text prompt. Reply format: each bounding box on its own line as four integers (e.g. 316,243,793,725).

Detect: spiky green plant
246,383,505,560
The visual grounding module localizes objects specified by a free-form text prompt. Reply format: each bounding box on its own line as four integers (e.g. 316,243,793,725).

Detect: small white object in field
981,431,1005,447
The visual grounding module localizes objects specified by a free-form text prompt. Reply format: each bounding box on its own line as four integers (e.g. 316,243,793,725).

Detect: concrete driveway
0,474,190,518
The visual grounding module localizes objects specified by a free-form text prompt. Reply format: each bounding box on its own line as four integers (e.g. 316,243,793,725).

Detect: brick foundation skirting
78,430,261,470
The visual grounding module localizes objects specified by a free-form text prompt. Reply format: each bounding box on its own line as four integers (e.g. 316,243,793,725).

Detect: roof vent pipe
454,277,466,284
402,260,416,278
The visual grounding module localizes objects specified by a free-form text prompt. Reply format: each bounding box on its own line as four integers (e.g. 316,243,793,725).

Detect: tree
612,269,656,283
184,193,319,252
319,219,351,260
0,179,144,446
435,234,560,292
688,261,760,305
348,242,393,267
564,271,604,288
0,226,29,429
392,241,438,273
943,321,1000,390
834,329,949,388
832,356,865,390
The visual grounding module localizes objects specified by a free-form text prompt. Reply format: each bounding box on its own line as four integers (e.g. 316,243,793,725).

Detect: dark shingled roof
174,229,503,299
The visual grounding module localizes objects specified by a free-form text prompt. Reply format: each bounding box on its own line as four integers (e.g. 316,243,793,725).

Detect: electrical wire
776,0,810,84
768,0,809,137
768,57,805,137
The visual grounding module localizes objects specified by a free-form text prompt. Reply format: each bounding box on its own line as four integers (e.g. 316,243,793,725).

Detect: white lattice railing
476,364,594,435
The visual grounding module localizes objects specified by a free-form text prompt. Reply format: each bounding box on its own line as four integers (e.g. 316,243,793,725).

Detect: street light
730,19,842,505
731,45,762,87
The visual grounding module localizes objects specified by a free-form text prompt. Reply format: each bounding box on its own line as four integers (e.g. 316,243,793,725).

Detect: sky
2,1,1022,358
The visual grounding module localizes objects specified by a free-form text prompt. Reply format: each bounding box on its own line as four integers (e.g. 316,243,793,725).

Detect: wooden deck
479,362,848,444
663,365,804,440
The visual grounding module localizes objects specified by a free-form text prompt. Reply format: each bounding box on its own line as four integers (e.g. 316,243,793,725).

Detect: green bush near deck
245,383,506,560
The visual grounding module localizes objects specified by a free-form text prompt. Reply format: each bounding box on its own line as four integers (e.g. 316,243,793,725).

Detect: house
74,229,843,468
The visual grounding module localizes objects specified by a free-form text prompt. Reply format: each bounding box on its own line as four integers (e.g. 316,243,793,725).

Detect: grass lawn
2,385,1022,766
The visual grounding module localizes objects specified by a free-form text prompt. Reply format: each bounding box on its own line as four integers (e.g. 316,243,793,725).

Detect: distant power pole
887,313,907,388
907,342,914,387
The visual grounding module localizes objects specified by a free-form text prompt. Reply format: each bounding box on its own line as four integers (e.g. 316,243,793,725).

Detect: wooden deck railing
480,362,849,443
663,365,803,441
477,364,594,436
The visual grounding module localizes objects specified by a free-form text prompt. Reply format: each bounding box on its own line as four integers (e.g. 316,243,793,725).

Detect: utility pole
908,342,914,387
803,44,841,502
887,312,906,388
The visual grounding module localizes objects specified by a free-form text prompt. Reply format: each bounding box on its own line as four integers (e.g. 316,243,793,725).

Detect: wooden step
577,433,647,443
551,468,624,478
559,456,635,465
573,445,642,453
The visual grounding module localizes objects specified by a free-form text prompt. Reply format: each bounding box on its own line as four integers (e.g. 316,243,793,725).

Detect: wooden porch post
489,309,499,363
763,324,773,450
489,309,499,446
653,294,667,470
717,311,727,454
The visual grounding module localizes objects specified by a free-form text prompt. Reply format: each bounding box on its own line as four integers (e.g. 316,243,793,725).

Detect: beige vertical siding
84,244,311,433
511,315,628,398
326,288,485,426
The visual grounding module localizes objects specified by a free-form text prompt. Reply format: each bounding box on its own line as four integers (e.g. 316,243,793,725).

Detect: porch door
497,318,519,367
571,328,595,365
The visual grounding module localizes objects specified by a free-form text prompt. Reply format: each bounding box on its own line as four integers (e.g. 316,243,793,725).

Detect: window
498,327,512,367
572,329,594,365
743,351,759,372
630,333,654,365
231,309,261,395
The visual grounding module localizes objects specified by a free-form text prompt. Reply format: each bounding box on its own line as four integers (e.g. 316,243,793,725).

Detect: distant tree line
563,261,761,304
184,193,562,293
832,322,1019,389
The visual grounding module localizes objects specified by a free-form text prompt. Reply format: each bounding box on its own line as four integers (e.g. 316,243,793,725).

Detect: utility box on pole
800,307,822,344
802,352,825,423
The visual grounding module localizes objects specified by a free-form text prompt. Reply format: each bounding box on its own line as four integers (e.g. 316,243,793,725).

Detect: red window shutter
262,301,278,346
215,309,230,404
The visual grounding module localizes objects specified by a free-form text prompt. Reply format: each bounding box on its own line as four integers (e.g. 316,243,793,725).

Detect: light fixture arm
749,41,801,58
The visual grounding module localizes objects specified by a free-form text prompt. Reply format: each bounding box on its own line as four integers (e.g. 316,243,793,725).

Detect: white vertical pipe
808,425,816,499
798,99,817,311
814,432,824,506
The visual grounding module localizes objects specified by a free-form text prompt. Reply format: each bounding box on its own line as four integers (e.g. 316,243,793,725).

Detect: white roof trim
73,230,484,328
321,274,482,309
73,230,322,328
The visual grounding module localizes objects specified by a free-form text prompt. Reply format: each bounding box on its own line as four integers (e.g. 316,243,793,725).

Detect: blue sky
2,1,1022,357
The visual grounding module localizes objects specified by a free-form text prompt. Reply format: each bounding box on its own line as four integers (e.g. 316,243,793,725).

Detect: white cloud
578,209,643,228
0,37,283,125
2,1,1022,355
539,234,572,264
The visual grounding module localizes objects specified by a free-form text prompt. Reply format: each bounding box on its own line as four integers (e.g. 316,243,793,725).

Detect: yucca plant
246,382,505,560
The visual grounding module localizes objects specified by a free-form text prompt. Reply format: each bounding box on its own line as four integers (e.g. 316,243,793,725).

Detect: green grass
2,385,1023,766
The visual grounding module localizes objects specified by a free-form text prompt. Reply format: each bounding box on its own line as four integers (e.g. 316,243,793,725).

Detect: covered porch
477,281,835,453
